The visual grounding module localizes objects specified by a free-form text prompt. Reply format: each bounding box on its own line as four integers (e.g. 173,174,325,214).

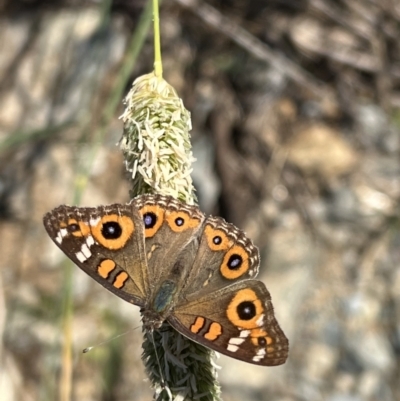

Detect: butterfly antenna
150,330,172,400
82,327,139,353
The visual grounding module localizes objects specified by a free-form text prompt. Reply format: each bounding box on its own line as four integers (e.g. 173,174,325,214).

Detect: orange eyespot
59,219,90,237
140,205,164,238
220,245,250,279
92,214,134,250
251,335,273,347
166,210,201,232
204,225,232,251
226,289,264,329
250,328,273,347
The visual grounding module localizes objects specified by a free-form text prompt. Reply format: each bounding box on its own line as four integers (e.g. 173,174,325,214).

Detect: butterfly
43,194,288,365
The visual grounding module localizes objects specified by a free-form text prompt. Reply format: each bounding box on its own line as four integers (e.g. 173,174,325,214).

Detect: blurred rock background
0,0,399,400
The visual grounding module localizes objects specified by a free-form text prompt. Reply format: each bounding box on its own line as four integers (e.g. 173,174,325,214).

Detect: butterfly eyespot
139,205,164,237
221,246,250,279
204,226,232,251
237,301,256,320
226,289,264,329
63,219,90,237
213,235,222,245
258,337,267,346
67,223,79,233
227,254,242,270
175,217,184,227
91,214,134,249
102,221,122,239
143,212,157,229
251,333,273,347
166,210,200,232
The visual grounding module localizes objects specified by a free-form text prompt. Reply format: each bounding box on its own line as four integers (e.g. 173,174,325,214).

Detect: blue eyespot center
102,222,122,239
228,254,242,270
213,235,222,245
143,212,157,228
175,217,184,226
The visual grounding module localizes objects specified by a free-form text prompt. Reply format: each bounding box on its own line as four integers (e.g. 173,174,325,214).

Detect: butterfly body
43,194,288,366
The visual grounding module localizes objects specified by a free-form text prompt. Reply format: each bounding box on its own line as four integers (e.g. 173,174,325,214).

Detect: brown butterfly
43,194,288,366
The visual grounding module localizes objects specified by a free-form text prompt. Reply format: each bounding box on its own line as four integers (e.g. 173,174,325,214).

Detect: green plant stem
153,0,163,77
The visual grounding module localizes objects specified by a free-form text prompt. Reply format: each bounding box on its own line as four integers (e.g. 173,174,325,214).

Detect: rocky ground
0,1,399,401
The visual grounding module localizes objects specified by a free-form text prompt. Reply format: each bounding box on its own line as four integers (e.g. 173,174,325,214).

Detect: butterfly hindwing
171,280,288,366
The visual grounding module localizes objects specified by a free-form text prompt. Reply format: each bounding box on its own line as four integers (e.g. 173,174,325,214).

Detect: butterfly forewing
43,203,148,307
131,194,205,287
182,215,260,297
